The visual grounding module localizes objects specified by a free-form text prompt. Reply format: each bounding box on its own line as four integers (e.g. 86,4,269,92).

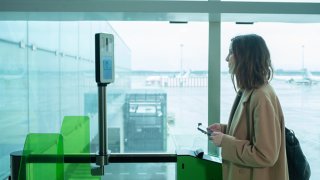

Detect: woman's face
226,45,236,74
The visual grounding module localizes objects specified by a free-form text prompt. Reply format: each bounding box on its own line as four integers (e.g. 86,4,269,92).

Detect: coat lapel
228,89,254,136
226,91,242,134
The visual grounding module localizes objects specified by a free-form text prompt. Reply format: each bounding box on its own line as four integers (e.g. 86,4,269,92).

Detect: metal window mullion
208,20,221,157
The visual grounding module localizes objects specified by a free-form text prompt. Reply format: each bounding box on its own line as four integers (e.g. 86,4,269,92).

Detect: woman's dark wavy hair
230,34,273,90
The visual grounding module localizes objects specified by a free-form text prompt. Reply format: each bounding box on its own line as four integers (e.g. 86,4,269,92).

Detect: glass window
28,21,61,133
109,21,209,154
0,21,28,179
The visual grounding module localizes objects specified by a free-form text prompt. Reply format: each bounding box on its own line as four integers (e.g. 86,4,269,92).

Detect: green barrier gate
11,116,222,180
18,133,64,180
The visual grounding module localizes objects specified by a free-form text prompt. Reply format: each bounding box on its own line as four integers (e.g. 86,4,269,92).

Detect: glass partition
0,21,130,179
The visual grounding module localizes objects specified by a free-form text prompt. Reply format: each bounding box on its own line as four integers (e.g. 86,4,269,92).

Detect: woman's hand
210,132,224,147
207,123,222,133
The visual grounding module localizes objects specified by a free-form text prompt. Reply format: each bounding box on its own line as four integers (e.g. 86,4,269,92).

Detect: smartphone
197,125,213,136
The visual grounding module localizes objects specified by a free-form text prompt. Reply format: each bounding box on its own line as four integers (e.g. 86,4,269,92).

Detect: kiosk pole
98,86,107,162
92,33,115,175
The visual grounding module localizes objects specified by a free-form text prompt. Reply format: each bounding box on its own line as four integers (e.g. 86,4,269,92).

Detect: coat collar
241,89,254,103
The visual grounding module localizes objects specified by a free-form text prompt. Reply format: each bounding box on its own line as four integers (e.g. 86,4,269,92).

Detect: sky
109,21,320,72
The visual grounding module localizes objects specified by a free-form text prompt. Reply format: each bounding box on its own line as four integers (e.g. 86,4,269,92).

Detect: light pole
301,45,305,71
180,43,184,75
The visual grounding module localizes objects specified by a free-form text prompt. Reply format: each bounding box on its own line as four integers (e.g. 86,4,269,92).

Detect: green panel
177,155,222,180
60,116,90,154
19,133,64,180
60,116,100,180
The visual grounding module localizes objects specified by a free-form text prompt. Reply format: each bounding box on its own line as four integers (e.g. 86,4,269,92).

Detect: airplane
145,75,163,86
274,68,320,85
145,69,192,86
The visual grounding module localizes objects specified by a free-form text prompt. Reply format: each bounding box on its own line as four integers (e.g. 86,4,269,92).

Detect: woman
208,34,288,180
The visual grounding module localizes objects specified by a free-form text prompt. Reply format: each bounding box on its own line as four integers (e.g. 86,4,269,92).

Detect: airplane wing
274,69,319,85
273,74,317,85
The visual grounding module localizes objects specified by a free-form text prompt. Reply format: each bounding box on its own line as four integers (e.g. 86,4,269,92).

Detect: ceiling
1,1,320,22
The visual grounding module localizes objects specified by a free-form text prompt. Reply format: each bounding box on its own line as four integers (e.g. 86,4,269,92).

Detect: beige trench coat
220,84,289,180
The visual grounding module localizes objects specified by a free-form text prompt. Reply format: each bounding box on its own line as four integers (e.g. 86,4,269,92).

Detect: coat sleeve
220,93,282,168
